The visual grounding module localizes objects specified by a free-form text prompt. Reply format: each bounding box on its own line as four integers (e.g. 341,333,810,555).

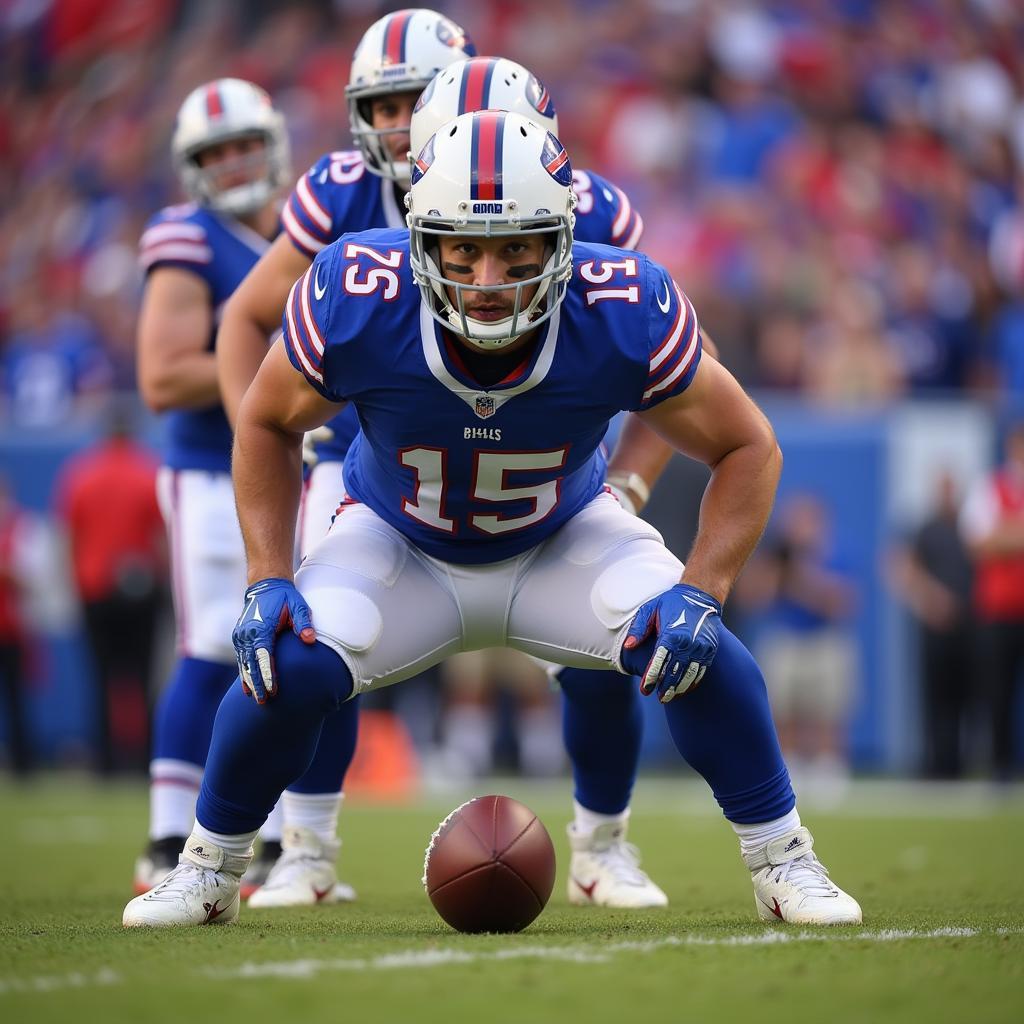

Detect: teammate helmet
410,57,558,161
346,9,476,187
407,110,576,350
172,78,290,217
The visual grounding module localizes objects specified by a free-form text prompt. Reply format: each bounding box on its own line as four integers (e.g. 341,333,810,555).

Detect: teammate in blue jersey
216,9,476,909
132,78,292,895
217,29,681,906
125,111,862,929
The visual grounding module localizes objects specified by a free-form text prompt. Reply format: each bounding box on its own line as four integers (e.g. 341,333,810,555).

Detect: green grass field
1,777,1022,1023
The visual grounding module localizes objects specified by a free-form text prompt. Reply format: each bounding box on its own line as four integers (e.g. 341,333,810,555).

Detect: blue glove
232,577,316,704
621,583,722,703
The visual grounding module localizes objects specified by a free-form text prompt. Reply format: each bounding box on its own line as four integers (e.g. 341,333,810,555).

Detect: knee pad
590,541,682,631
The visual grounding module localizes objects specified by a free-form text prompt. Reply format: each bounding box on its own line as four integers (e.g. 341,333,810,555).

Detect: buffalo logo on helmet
414,74,438,113
526,75,556,120
436,17,477,54
540,132,572,187
411,134,436,186
475,395,496,419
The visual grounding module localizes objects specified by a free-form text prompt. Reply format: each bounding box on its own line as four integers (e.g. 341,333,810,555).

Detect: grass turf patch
1,777,1022,1023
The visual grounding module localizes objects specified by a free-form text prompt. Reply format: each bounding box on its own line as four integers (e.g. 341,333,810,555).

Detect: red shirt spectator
56,433,163,602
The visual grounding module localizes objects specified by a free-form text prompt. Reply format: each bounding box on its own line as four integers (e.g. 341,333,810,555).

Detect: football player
216,8,477,909
218,34,681,907
124,111,862,929
133,78,291,894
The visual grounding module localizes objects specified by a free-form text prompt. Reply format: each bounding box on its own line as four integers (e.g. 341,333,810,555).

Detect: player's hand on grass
232,578,316,704
621,583,722,702
301,425,335,468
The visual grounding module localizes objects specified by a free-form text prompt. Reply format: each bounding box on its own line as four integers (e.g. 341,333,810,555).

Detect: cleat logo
783,836,804,853
313,886,333,902
203,900,229,923
191,845,204,855
760,896,785,920
574,878,599,901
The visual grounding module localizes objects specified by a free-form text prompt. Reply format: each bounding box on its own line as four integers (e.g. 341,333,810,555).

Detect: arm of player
623,358,781,701
641,356,781,604
231,339,345,701
217,234,313,427
136,267,218,412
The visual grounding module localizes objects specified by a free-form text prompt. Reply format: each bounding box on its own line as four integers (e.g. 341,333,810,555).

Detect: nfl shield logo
475,395,495,419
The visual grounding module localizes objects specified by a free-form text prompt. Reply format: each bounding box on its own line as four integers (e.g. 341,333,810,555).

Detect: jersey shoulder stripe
282,198,328,256
284,265,326,386
283,150,372,256
139,208,213,270
609,183,644,250
642,283,700,405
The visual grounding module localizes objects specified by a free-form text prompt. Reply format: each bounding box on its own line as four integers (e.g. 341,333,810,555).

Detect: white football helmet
407,110,576,350
347,9,476,187
410,56,558,161
172,78,290,217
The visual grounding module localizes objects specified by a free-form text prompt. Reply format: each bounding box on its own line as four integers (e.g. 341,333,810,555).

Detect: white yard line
215,927,1014,979
3,926,1019,995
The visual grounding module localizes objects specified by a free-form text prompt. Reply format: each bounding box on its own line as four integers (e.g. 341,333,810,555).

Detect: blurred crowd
3,0,1024,421
1,0,1023,781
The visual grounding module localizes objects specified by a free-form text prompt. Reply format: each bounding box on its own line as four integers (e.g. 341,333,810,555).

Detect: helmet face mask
346,9,476,188
407,111,576,351
349,89,421,189
172,79,290,217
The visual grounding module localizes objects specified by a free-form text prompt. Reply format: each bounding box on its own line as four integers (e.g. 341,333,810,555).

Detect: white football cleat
239,840,282,900
743,826,862,925
567,821,669,908
123,833,252,928
247,826,356,908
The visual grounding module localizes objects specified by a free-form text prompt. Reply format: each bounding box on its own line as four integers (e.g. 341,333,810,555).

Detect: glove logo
233,577,316,705
621,583,722,703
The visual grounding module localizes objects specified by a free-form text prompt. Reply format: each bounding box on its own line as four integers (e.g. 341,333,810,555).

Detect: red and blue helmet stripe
470,110,506,201
458,58,499,116
204,82,224,118
381,9,414,65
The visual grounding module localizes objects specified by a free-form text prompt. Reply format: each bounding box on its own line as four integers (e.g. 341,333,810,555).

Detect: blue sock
286,695,360,795
196,634,354,834
660,626,795,824
559,666,641,815
152,657,237,767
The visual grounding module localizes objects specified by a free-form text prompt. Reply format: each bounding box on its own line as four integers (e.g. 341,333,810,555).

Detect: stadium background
1,0,1023,778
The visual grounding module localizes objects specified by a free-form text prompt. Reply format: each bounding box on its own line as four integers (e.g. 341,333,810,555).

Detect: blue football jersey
571,169,644,251
283,152,643,466
281,229,701,565
282,150,406,463
139,203,270,472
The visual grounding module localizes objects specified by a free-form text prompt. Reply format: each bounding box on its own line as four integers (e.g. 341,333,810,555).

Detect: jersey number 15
399,446,569,536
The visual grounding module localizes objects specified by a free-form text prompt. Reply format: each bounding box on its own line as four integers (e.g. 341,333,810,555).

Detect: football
423,794,556,933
